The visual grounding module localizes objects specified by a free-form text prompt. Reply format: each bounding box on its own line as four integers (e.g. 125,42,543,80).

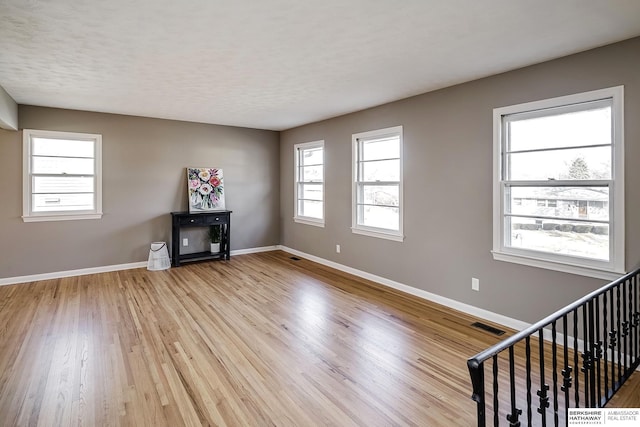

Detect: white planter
210,242,220,253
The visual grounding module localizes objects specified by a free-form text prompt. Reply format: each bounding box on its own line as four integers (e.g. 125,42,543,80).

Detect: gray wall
0,106,280,278
280,37,640,324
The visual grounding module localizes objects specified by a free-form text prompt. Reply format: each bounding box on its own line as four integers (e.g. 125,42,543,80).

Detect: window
23,129,103,222
493,87,624,279
352,126,403,241
294,140,324,226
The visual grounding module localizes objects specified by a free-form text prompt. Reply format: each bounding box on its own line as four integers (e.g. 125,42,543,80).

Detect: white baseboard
277,245,532,332
0,261,148,286
0,245,280,286
231,245,278,256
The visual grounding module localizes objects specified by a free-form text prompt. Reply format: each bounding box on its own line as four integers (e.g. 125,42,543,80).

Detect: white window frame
293,140,325,227
352,126,404,242
23,129,103,222
492,86,625,280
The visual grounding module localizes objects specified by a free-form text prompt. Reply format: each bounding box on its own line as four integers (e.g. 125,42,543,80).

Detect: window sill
351,227,404,242
294,217,325,228
23,213,103,222
491,250,624,281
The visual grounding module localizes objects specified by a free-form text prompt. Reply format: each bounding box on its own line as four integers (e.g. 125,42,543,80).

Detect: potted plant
207,225,221,253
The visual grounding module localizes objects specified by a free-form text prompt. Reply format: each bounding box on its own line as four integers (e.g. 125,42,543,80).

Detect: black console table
171,211,232,267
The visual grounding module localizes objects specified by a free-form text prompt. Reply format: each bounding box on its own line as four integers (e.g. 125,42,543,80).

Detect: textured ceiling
1,1,639,131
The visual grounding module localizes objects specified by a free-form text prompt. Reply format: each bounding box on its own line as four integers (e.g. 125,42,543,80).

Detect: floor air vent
289,256,301,261
471,322,506,336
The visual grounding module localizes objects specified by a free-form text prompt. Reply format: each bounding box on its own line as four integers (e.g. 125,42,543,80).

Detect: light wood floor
0,250,636,426
608,370,640,407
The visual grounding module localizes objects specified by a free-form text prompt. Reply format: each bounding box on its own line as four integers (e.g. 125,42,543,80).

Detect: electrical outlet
182,238,188,246
472,278,480,292
336,244,341,253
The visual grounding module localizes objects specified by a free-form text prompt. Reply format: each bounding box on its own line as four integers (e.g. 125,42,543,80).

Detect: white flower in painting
199,170,211,181
199,183,213,195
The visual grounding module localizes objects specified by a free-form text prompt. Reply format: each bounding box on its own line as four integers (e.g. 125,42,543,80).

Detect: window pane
299,183,323,201
360,185,399,207
32,193,95,212
361,159,400,181
353,127,402,238
358,205,399,230
295,142,324,222
507,216,609,261
298,200,322,219
506,146,611,181
32,156,94,174
508,105,611,152
301,147,323,166
361,136,400,161
32,137,94,158
300,165,323,182
506,186,609,221
33,176,94,193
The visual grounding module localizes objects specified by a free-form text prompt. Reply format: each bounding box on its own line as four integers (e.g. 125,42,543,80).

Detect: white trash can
147,242,170,271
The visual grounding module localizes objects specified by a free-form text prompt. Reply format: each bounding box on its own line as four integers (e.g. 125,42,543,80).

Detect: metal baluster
588,301,596,407
617,284,622,386
561,314,572,425
493,355,499,427
628,278,633,372
581,304,591,407
507,346,522,427
573,309,580,407
468,359,486,427
633,275,640,364
551,322,559,426
637,273,640,368
637,273,640,366
526,336,532,425
538,329,549,426
632,275,637,368
594,296,602,406
623,280,629,374
603,290,609,400
631,275,640,370
609,288,616,395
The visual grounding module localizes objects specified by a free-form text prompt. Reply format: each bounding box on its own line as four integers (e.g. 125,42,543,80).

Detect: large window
294,140,324,226
23,129,103,222
493,87,624,279
352,126,403,241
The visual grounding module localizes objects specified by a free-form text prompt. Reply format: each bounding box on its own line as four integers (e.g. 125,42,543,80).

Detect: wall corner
0,85,18,131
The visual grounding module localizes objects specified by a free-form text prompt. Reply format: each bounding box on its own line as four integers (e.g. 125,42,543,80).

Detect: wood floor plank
607,370,640,407
0,250,637,426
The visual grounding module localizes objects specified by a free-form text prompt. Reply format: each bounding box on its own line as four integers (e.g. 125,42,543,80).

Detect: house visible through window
294,140,324,226
492,86,624,279
352,126,403,241
23,129,102,222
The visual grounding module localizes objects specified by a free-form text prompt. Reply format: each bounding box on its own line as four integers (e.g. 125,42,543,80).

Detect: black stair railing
468,267,640,426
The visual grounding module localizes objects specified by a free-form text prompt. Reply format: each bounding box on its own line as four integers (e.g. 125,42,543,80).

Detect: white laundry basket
147,242,170,271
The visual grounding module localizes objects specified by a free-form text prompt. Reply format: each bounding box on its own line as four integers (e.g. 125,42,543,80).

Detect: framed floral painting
187,167,225,212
